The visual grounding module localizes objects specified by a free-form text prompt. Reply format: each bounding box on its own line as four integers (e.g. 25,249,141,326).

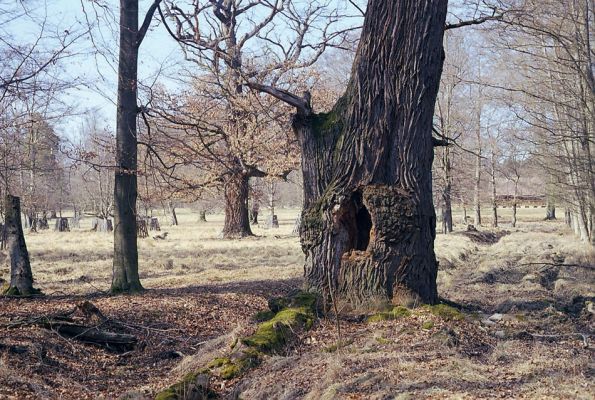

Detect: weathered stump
137,219,148,238
265,214,279,229
149,217,160,231
91,218,113,232
38,216,49,230
2,195,37,296
54,217,70,232
198,210,207,223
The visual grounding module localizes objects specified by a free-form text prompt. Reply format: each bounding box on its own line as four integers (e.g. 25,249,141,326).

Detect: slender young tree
112,0,161,293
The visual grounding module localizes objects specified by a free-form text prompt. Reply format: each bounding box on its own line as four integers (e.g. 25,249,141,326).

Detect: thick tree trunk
295,0,447,308
112,0,142,293
2,195,36,296
222,173,252,238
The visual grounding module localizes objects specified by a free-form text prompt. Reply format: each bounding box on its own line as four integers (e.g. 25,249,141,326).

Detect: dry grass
0,207,593,399
3,208,303,295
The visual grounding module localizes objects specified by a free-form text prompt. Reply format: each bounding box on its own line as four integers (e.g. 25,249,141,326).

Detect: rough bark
222,173,252,238
295,0,447,308
112,0,142,293
2,195,37,296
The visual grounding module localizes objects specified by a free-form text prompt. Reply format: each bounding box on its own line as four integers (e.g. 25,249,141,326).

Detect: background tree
151,0,352,238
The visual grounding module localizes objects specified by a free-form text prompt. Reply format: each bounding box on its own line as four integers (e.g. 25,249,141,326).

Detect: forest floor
0,209,593,399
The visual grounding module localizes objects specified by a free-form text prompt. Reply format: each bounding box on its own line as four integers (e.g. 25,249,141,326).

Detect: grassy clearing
1,208,303,295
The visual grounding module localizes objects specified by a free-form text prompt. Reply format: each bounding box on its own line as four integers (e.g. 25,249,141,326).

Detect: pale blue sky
6,0,483,144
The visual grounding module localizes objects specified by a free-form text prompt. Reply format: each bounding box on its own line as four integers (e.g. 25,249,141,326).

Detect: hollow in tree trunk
2,195,37,296
222,173,252,238
295,0,447,308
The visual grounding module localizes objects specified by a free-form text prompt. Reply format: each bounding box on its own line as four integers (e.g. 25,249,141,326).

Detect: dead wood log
40,319,137,351
5,301,137,352
153,232,169,240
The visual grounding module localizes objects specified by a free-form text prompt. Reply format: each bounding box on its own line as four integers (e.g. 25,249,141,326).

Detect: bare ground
0,210,593,399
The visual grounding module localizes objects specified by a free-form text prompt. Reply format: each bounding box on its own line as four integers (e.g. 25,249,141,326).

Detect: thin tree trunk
474,89,482,227
565,209,571,226
168,201,178,226
441,147,453,233
474,147,482,226
545,175,556,220
2,195,36,296
491,151,498,228
295,0,447,308
512,180,519,228
222,173,252,238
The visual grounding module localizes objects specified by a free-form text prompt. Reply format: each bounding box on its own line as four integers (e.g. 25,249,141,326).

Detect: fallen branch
4,302,138,352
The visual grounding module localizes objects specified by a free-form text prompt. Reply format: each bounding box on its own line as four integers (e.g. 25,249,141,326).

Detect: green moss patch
252,310,275,322
422,321,434,330
424,304,464,321
242,306,315,352
367,306,411,323
1,285,42,296
154,372,215,400
155,292,319,398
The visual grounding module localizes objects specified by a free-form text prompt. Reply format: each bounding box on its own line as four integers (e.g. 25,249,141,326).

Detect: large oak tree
255,0,448,307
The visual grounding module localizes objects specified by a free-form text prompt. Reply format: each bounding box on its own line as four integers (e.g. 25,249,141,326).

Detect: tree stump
91,218,113,232
149,217,160,231
198,210,207,222
38,216,49,230
265,215,279,229
2,195,37,295
137,219,149,238
54,217,70,232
